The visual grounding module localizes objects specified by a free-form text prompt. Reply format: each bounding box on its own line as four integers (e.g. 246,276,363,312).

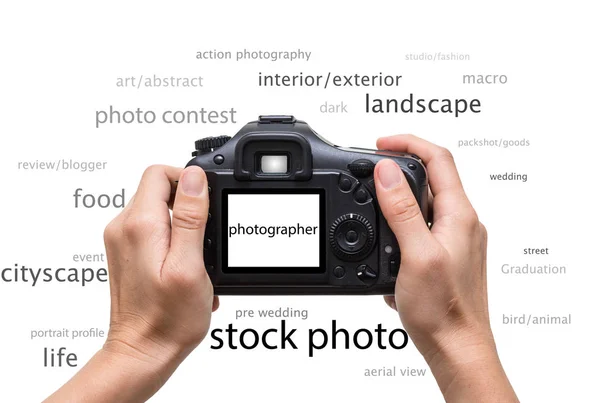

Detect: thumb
169,166,209,266
374,159,432,252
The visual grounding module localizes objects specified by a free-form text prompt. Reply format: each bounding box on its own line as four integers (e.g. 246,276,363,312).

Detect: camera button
345,230,359,243
408,162,417,170
339,176,354,192
340,178,352,191
204,238,212,249
354,186,371,204
213,154,225,165
356,264,378,281
333,266,346,279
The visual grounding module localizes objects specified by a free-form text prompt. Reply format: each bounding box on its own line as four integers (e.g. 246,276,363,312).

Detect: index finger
131,165,182,220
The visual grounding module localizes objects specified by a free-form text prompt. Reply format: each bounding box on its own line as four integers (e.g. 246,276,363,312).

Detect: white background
227,193,320,267
0,1,599,402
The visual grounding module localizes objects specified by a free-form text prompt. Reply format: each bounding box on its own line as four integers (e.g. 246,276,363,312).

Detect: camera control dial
347,159,375,177
329,213,375,261
193,135,232,156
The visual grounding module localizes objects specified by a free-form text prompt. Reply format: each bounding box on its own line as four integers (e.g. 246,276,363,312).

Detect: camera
186,116,428,295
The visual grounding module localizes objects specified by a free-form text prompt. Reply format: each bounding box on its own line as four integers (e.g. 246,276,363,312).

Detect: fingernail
378,160,402,189
390,301,397,311
180,168,204,196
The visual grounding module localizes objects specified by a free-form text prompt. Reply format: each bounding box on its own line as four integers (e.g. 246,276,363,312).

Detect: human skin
45,165,218,403
374,135,518,402
45,136,518,403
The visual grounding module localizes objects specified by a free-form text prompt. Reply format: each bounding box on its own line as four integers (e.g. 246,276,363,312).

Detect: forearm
425,332,519,403
44,344,181,403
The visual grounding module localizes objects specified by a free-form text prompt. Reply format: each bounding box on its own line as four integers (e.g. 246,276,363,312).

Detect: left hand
102,165,219,367
45,165,219,403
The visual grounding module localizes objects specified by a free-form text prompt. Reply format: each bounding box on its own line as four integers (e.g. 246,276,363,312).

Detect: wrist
101,339,181,383
44,342,185,403
425,326,499,393
103,321,192,384
425,324,497,366
422,326,518,402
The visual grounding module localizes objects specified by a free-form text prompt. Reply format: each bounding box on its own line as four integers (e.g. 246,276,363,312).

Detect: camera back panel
187,116,428,295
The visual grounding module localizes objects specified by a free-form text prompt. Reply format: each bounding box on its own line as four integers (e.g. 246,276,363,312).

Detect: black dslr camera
186,116,428,295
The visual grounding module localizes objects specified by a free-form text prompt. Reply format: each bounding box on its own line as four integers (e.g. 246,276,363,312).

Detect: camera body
186,116,428,295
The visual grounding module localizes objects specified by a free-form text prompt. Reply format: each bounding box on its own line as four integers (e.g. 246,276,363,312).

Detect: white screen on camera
227,193,320,267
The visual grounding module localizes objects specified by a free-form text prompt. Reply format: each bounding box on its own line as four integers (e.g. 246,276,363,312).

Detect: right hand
373,135,518,401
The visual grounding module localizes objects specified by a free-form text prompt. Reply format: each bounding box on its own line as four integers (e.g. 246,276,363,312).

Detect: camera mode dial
329,213,375,261
193,135,231,156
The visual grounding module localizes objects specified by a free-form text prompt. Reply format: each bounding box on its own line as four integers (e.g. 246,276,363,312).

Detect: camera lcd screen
222,189,326,273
